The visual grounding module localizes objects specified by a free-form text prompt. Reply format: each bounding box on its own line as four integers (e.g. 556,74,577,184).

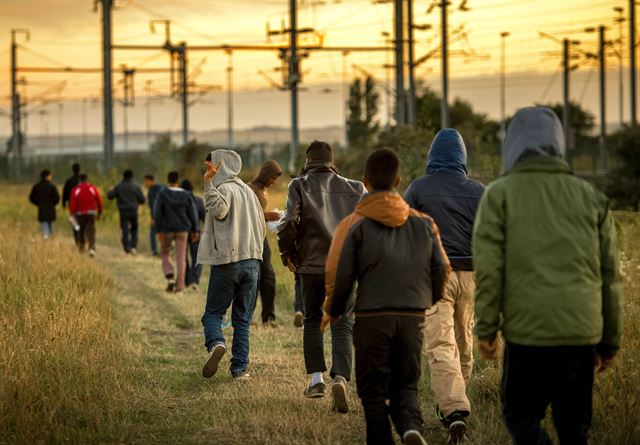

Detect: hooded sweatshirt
473,107,623,354
324,191,451,318
404,129,485,270
248,160,283,211
197,149,266,266
153,185,198,234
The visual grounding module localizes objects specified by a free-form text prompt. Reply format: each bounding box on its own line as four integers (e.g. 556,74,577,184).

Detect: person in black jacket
144,174,164,256
62,163,81,242
277,140,366,410
29,169,61,239
108,169,146,254
153,171,199,293
181,179,205,290
323,149,450,445
404,128,485,443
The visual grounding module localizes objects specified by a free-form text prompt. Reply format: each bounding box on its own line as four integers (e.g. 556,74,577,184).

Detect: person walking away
107,169,145,255
62,162,81,243
181,179,205,290
69,173,103,257
144,174,163,256
277,140,366,411
323,149,450,445
473,107,623,445
404,128,485,442
198,150,266,381
248,159,283,327
29,169,60,239
153,171,198,293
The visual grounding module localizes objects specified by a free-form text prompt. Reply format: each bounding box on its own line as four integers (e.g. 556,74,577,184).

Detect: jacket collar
300,160,340,176
508,155,572,174
355,191,410,228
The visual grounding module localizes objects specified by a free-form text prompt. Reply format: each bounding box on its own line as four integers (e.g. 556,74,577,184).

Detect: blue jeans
119,209,138,253
150,224,158,255
39,221,53,238
201,259,259,375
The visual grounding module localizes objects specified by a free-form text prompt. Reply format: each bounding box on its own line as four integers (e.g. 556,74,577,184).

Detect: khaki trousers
424,270,475,416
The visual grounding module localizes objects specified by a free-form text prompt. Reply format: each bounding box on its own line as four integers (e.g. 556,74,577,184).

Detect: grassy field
1,182,639,445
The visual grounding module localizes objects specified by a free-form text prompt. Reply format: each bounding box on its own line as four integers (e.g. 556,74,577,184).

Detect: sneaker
202,343,226,378
304,382,326,398
232,372,251,381
174,288,184,295
130,248,137,256
403,430,428,445
88,249,96,258
294,311,304,328
331,376,349,413
444,411,468,444
190,284,199,291
166,279,176,293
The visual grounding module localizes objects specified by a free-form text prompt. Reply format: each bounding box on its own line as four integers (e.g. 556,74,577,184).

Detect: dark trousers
150,223,158,255
294,273,304,313
119,209,138,253
301,273,354,379
185,239,202,286
354,315,425,445
255,238,276,323
502,343,596,445
76,214,96,252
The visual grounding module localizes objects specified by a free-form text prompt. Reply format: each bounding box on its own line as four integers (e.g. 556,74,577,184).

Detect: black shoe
331,376,349,413
304,382,326,398
166,279,176,293
444,411,468,444
294,311,304,328
202,343,226,378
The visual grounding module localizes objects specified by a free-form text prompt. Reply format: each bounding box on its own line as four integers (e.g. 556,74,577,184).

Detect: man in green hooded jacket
473,106,623,445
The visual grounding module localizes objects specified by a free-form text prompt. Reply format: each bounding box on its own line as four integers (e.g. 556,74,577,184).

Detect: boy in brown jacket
323,149,450,445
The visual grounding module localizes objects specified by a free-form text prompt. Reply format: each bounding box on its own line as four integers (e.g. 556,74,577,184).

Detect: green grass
1,183,639,444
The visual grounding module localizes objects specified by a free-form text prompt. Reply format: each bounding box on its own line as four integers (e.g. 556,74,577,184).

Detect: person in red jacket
69,173,103,257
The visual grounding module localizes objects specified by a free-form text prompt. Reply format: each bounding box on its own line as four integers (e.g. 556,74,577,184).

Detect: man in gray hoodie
199,150,266,381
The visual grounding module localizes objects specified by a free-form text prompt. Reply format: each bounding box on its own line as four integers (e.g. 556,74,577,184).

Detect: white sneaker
403,430,427,445
88,249,96,258
202,343,226,378
232,372,251,382
130,248,137,256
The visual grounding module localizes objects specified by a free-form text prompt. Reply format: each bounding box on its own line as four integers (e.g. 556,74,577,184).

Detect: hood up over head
503,106,565,172
355,192,410,228
426,128,468,176
251,160,283,186
209,149,243,187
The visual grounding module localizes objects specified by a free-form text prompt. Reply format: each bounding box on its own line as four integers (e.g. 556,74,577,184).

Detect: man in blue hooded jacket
404,129,485,443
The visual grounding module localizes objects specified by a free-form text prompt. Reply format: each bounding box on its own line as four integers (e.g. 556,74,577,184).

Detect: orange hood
355,192,410,228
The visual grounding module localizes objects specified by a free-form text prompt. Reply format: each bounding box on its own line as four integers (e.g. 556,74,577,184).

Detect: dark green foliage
606,126,640,210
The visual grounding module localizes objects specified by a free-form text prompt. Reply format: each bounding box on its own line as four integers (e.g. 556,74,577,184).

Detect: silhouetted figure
108,169,145,254
144,174,163,256
29,169,60,239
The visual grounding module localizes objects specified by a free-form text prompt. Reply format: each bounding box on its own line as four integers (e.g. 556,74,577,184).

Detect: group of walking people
196,106,622,445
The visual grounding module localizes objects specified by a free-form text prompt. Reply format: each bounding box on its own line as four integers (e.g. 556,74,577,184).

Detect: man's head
123,169,133,180
143,174,155,188
306,140,333,163
80,173,88,182
364,148,401,192
40,169,52,181
503,106,565,172
167,171,179,186
72,163,80,175
180,179,194,192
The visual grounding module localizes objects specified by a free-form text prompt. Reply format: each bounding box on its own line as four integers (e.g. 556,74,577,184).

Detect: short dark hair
365,148,400,191
205,153,212,162
40,169,51,180
181,179,193,192
80,173,88,181
72,163,80,174
167,171,179,184
306,140,333,162
144,174,154,180
123,169,133,179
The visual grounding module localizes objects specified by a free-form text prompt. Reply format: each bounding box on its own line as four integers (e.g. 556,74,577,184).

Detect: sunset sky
0,0,635,142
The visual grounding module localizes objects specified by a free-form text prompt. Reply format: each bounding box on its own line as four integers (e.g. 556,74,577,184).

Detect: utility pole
100,0,114,173
394,0,406,125
226,50,234,147
407,0,417,124
145,80,152,145
288,0,300,173
82,98,88,154
500,31,510,151
342,51,349,149
562,38,570,153
440,0,450,128
11,29,29,179
178,42,189,146
598,25,607,171
631,0,637,127
382,31,392,128
614,7,625,128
